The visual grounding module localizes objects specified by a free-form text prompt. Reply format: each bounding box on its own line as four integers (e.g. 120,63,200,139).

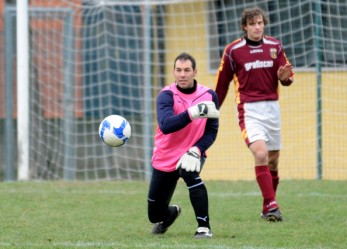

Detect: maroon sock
255,166,276,211
270,170,279,194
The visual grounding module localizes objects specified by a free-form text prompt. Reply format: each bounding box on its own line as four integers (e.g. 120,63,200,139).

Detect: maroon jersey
215,36,293,106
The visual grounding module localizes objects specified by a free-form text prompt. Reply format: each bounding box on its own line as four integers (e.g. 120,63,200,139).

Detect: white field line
0,188,346,198
0,241,298,249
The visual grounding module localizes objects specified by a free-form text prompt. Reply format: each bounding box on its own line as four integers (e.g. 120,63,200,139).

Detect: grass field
0,180,346,249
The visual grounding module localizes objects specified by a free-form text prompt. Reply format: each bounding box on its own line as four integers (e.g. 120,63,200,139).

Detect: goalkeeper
147,52,219,239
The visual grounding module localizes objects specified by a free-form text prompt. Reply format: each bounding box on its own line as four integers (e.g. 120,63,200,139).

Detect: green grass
0,180,346,248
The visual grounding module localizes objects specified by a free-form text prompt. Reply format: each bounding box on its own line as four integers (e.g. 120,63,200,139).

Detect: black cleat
261,208,283,222
152,205,181,234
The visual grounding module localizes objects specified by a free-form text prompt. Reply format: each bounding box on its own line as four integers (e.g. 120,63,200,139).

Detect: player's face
244,15,264,42
174,59,197,89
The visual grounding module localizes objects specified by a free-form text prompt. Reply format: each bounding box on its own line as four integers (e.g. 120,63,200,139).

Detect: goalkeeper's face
174,59,197,89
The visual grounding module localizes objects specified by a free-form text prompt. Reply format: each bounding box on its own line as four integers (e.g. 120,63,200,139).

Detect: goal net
1,0,346,181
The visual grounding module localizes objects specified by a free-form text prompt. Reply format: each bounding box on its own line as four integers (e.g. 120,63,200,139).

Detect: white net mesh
1,0,347,180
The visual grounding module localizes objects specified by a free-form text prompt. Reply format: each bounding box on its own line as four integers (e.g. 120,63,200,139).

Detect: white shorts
237,100,282,151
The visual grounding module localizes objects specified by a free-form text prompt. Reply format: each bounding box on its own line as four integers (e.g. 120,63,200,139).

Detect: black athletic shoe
261,208,283,222
194,227,212,239
152,205,181,234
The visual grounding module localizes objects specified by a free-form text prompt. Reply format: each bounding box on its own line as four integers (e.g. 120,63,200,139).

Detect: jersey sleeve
278,44,294,86
215,48,234,107
156,90,192,134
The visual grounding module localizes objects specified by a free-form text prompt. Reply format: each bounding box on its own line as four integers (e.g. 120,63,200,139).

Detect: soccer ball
98,115,131,147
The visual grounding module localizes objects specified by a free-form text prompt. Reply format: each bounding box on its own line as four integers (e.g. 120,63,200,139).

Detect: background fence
0,0,346,181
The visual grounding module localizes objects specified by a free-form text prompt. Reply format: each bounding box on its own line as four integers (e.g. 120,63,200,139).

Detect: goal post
16,0,30,181
313,1,323,180
5,5,76,180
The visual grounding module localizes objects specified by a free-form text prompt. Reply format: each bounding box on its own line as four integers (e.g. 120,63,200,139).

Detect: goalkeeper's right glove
176,147,201,172
188,101,219,120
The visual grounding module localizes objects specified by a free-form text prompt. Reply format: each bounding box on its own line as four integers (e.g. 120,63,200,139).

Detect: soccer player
147,52,219,238
215,7,294,222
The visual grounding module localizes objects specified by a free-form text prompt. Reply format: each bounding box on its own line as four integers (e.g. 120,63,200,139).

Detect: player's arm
156,90,192,134
157,90,219,134
278,63,294,86
176,91,219,172
277,47,294,86
215,49,234,107
194,90,219,155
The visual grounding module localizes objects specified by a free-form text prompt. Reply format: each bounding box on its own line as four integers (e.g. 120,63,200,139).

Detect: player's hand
176,147,201,172
277,63,293,84
188,101,219,120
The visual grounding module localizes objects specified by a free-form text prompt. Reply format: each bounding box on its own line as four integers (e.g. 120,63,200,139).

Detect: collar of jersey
176,80,197,94
244,35,263,46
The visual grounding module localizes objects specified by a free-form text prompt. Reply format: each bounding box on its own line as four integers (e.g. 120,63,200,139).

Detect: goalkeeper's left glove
176,147,201,172
188,101,219,120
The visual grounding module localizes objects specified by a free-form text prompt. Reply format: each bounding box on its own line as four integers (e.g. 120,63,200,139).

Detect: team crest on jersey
270,48,277,59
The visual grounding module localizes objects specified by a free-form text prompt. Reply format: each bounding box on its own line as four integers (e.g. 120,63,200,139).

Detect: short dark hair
241,7,269,32
174,52,196,70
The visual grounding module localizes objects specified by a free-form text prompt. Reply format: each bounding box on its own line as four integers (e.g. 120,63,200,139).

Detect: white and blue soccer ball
98,115,131,147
